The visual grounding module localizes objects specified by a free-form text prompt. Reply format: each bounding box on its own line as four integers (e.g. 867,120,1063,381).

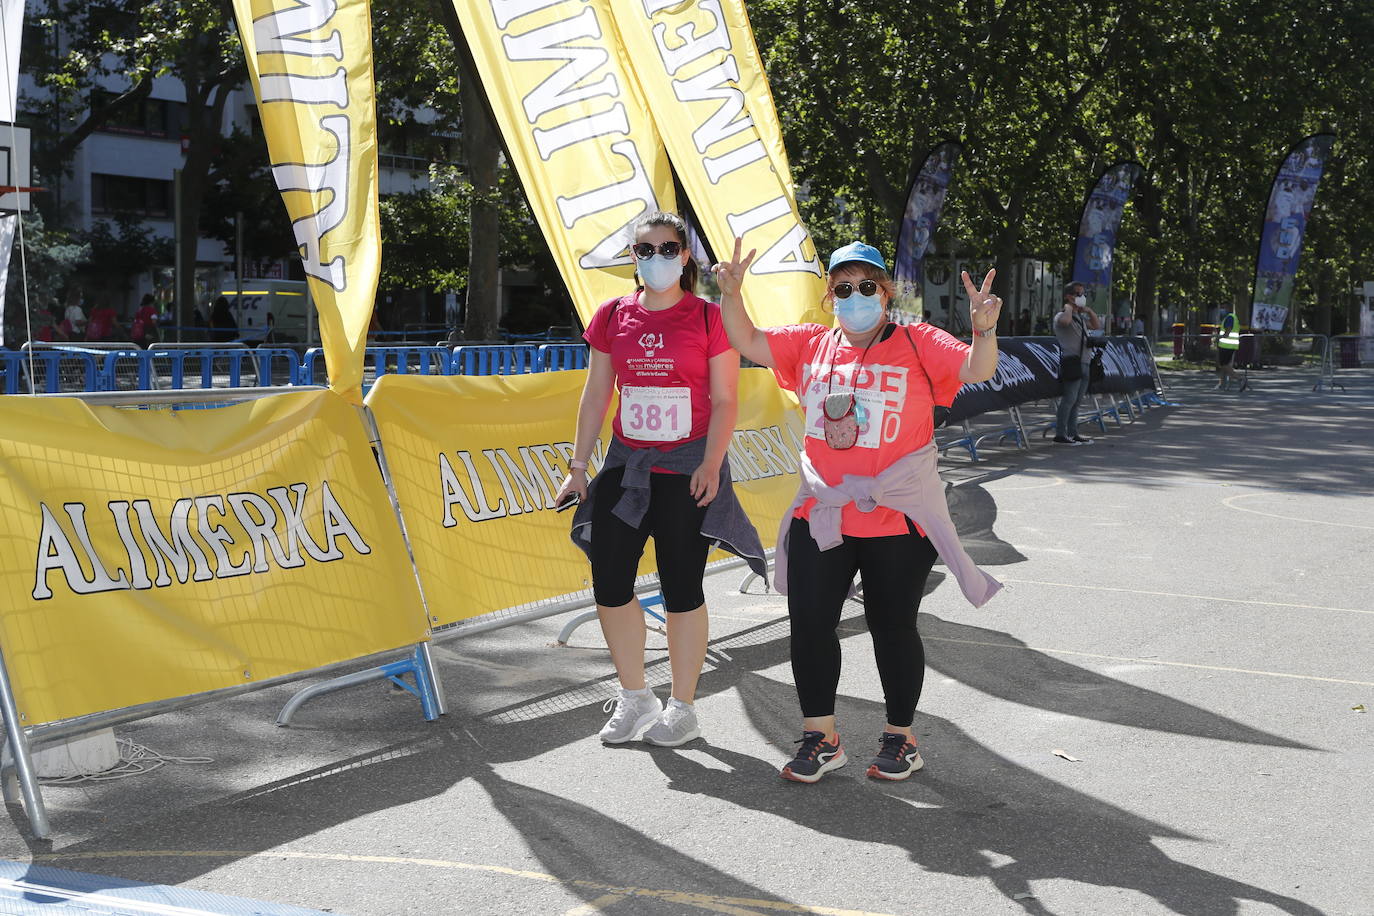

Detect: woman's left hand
962,269,1003,332
689,462,721,507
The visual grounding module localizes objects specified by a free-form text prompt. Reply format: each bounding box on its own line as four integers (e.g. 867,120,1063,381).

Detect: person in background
209,296,238,343
1053,281,1102,445
1132,315,1146,338
1215,307,1245,391
84,299,121,342
555,211,766,750
716,238,1003,783
130,293,160,348
62,288,86,338
1016,308,1032,336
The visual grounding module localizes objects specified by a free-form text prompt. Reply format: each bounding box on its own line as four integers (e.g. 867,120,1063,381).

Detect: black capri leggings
786,515,939,728
589,466,711,613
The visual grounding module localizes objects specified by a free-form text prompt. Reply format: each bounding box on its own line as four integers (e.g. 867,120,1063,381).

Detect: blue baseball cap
828,241,887,274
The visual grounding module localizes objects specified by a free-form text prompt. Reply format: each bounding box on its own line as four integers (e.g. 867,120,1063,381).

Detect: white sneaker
641,697,702,747
599,688,661,744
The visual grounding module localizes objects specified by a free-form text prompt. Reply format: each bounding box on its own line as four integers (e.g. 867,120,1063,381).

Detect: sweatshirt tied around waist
774,443,1002,608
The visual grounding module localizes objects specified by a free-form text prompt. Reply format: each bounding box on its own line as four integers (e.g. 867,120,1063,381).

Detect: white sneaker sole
781,749,848,783
600,707,662,745
642,724,702,747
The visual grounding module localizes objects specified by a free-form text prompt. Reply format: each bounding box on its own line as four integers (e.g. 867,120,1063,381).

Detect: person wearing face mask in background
556,211,766,750
715,239,1003,783
1053,282,1103,445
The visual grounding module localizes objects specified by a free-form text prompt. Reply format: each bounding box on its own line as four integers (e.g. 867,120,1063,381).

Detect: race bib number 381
620,386,692,442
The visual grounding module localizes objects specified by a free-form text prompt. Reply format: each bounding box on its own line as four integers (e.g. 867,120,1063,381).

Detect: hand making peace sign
962,268,1002,333
713,237,756,297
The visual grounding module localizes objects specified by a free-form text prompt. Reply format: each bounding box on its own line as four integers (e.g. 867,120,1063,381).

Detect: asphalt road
3,366,1371,916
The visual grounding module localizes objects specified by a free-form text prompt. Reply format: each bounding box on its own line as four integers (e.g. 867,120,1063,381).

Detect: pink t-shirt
766,322,970,538
584,291,732,452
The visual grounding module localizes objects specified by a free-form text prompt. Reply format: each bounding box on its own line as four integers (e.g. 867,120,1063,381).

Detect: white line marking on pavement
1000,577,1374,616
924,636,1374,687
37,851,902,916
1221,492,1374,530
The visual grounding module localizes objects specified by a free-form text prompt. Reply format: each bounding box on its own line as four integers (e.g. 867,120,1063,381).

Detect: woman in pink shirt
717,239,1002,783
556,212,765,750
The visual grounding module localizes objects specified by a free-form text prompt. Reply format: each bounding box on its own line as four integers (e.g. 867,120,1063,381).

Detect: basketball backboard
0,122,31,213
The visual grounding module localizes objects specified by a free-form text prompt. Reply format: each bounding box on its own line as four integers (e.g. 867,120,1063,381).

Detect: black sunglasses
832,279,879,300
632,241,682,260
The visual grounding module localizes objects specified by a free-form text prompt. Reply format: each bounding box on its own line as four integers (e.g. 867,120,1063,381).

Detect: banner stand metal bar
275,405,447,727
0,646,50,839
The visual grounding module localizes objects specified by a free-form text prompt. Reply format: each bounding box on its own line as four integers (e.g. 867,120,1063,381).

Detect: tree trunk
437,2,502,342
175,79,232,330
1136,251,1158,339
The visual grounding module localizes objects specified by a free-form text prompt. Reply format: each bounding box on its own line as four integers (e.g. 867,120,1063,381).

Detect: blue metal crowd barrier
451,344,542,375
102,347,302,391
1,349,104,394
0,341,594,396
300,346,452,386
538,343,589,371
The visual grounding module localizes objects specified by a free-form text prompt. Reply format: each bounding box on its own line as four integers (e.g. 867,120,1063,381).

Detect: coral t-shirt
584,291,732,452
766,322,970,537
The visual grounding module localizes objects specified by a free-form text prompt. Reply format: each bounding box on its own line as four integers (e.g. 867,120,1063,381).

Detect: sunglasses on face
632,241,682,260
831,279,879,299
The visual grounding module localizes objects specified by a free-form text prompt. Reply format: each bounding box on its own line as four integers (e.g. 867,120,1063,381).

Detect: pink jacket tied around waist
774,442,1003,608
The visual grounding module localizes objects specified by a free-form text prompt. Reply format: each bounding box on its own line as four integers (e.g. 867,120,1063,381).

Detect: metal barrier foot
276,643,444,727
555,593,666,647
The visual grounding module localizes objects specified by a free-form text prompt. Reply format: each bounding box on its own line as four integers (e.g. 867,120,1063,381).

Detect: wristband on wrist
568,459,589,471
974,326,996,338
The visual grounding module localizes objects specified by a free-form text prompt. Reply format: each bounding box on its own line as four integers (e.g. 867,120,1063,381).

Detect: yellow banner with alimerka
231,0,381,402
0,391,428,726
366,370,803,629
608,0,829,328
451,0,679,326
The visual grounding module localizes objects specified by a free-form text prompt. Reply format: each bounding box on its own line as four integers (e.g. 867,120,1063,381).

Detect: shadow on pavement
647,672,1324,916
921,614,1317,750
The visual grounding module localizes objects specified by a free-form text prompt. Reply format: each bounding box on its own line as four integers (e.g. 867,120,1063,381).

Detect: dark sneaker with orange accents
866,732,923,780
780,730,847,783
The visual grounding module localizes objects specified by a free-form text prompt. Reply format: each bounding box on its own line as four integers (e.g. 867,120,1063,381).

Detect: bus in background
222,281,314,345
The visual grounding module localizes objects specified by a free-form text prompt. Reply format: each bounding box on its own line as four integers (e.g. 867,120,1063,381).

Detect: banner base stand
276,643,445,728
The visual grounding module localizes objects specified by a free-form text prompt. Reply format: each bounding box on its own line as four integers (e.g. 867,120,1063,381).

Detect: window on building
92,90,189,139
91,173,173,218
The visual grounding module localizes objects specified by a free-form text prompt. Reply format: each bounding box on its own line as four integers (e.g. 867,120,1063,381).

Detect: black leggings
589,466,711,613
786,516,939,727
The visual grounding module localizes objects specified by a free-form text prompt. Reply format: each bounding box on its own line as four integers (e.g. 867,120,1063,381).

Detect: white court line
924,636,1374,687
963,474,1065,491
999,577,1374,616
1221,492,1374,530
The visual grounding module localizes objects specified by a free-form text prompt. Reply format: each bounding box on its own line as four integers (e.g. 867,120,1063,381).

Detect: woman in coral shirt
717,239,1003,783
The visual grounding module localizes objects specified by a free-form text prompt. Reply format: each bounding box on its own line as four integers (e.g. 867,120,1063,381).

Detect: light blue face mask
638,254,683,292
835,292,885,334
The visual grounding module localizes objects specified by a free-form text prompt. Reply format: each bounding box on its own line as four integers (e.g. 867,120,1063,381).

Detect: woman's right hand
554,469,588,509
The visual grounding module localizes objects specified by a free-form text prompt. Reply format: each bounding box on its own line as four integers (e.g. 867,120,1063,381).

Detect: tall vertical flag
892,141,961,323
231,0,382,403
450,1,678,326
1250,134,1335,331
607,0,828,327
0,0,24,345
1071,162,1142,316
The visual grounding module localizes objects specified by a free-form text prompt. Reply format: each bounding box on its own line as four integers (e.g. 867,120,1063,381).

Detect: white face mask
638,254,683,292
1073,295,1087,308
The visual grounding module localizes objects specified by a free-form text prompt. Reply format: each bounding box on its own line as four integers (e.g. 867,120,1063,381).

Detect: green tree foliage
2,212,90,343
750,0,1374,332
